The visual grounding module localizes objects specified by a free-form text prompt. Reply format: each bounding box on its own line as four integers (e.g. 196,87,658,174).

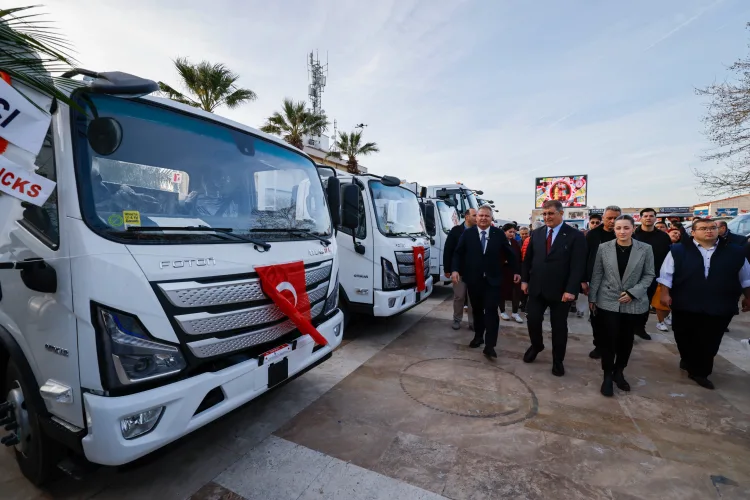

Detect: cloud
34,0,749,222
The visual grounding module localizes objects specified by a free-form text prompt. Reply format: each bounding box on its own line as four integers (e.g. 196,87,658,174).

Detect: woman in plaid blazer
589,215,655,397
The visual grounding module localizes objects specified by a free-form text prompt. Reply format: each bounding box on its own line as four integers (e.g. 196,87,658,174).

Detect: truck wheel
3,358,62,486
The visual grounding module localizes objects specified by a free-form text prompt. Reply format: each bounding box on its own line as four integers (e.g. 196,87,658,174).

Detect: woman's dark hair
615,214,635,226
502,223,516,232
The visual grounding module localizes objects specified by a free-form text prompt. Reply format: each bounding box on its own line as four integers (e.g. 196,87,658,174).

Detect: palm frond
162,56,256,112
157,81,200,107
223,88,257,109
0,6,80,111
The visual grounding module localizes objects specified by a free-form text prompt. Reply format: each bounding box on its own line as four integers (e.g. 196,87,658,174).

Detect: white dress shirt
657,239,750,288
546,222,563,245
477,226,490,254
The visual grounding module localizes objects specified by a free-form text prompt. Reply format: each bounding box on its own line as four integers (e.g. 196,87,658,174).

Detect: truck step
57,456,100,480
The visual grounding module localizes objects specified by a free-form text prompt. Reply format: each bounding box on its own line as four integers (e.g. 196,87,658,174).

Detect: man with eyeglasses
521,200,587,376
588,213,602,231
658,218,750,390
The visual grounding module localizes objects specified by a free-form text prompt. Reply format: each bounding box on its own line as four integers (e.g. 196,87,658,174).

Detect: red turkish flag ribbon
255,261,328,346
413,246,426,292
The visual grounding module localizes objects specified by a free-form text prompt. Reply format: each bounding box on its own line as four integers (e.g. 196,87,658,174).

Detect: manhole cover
399,358,537,424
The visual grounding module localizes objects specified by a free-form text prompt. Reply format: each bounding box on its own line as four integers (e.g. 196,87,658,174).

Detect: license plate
260,343,291,366
268,358,289,388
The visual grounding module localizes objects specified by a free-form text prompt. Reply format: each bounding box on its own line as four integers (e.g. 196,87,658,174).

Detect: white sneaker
656,322,668,332
512,313,523,323
500,312,510,321
664,313,672,326
741,338,750,353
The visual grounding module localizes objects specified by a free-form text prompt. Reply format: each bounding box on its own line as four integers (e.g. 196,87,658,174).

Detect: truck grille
394,247,430,286
153,259,333,359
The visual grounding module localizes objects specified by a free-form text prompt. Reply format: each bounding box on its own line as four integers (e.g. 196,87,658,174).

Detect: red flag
255,261,328,346
413,246,426,292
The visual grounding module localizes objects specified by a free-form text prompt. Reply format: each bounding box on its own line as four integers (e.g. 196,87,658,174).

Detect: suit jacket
722,230,748,248
589,239,655,314
522,223,587,301
452,225,519,287
443,223,467,274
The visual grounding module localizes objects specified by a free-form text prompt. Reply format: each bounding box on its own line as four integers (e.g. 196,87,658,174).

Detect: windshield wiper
250,228,331,246
387,231,418,241
126,226,271,251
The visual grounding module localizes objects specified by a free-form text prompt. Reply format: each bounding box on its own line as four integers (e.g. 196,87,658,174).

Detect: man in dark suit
521,200,587,376
452,205,520,359
444,208,477,330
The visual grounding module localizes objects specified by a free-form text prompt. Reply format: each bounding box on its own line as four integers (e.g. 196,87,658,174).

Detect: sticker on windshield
108,213,124,227
123,211,141,227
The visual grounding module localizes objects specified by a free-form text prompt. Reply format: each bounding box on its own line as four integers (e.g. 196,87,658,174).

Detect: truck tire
4,358,63,486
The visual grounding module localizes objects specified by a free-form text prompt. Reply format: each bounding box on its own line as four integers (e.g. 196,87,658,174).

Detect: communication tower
307,51,328,116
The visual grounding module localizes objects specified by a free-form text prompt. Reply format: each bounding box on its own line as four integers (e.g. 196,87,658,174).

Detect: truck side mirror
326,177,341,227
424,203,437,237
341,184,360,230
420,187,427,198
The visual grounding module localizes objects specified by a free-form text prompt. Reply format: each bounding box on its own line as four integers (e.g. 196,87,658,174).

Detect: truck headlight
96,306,186,388
324,274,339,315
381,258,401,291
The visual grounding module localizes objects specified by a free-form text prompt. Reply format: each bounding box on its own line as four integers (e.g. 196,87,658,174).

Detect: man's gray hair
532,221,544,230
541,199,563,212
478,204,493,216
604,205,622,213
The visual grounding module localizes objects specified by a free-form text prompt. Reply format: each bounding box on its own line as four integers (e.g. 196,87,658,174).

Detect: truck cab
0,70,343,484
317,168,432,323
404,183,476,285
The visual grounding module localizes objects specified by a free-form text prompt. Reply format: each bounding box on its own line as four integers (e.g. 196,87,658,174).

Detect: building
302,133,368,173
691,194,750,218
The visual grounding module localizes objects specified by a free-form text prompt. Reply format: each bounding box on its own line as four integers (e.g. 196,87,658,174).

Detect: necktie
481,230,487,253
546,228,553,254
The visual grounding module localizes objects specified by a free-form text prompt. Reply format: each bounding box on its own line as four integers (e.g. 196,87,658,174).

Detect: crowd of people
445,201,750,397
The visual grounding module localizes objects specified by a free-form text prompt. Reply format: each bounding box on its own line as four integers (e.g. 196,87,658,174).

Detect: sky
37,0,750,221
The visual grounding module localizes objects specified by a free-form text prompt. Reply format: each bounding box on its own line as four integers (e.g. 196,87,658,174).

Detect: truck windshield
436,201,459,234
443,189,478,216
72,94,331,243
727,214,750,236
369,180,426,237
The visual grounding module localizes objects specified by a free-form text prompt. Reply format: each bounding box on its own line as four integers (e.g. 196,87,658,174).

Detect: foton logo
159,257,217,269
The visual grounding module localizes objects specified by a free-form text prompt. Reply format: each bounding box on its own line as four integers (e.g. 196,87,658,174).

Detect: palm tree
0,6,80,109
158,57,256,112
328,130,380,174
260,98,329,150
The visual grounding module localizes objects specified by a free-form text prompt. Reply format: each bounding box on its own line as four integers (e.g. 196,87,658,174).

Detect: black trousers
635,281,658,334
595,309,637,373
672,310,732,378
500,284,522,314
467,279,502,348
526,294,569,362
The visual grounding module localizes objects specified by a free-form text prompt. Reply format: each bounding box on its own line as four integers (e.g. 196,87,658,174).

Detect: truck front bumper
80,311,343,466
372,276,433,317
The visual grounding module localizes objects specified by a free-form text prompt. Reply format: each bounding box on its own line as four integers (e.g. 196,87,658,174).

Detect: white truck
403,182,477,285
0,69,345,485
317,168,433,324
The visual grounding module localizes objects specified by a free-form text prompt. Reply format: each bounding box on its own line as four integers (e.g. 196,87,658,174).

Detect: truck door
0,126,81,427
337,180,374,308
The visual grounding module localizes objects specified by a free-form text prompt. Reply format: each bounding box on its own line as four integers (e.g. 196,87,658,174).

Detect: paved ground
3,286,750,499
